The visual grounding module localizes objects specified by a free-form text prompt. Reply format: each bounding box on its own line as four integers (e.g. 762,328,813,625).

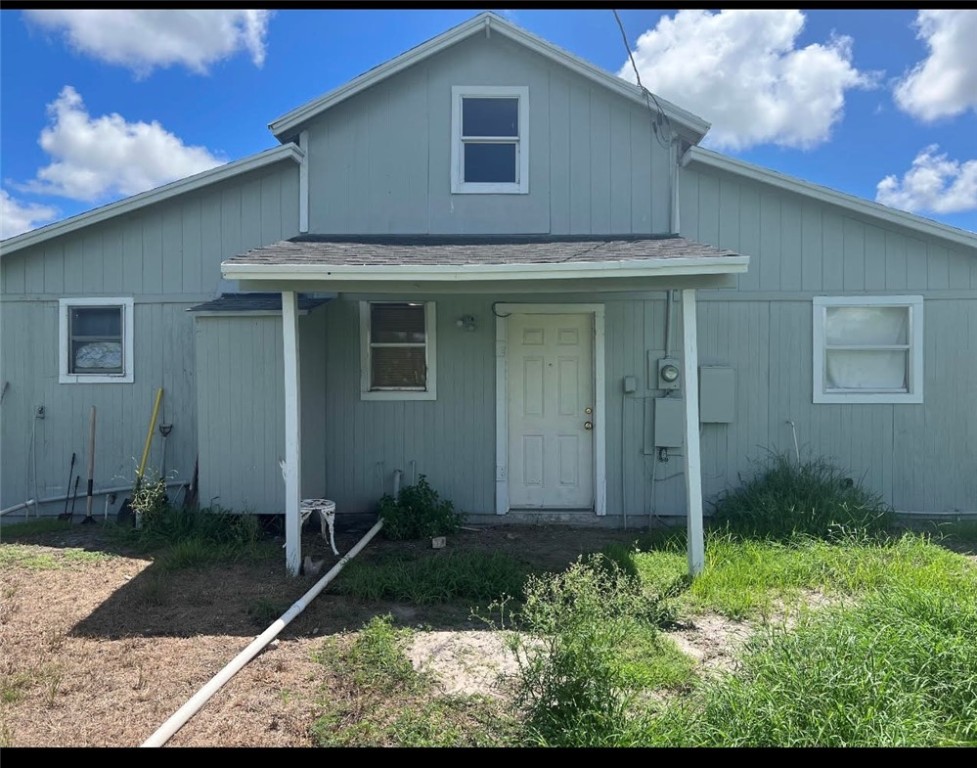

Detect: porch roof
221,234,748,286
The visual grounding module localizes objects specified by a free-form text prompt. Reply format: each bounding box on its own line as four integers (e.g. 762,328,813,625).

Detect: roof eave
269,11,709,143
683,146,977,250
221,255,749,283
0,144,304,257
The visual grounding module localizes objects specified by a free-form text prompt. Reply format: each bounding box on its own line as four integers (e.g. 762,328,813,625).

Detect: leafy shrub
504,557,676,746
378,475,462,540
711,452,894,540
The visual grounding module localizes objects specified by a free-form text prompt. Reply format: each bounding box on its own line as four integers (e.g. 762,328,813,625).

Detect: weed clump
378,475,462,541
712,453,894,540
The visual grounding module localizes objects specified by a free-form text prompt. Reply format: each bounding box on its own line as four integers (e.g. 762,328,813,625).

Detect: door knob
584,407,593,414
584,421,593,430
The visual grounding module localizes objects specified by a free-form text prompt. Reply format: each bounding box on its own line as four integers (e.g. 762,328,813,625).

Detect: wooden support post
282,291,303,576
682,288,704,575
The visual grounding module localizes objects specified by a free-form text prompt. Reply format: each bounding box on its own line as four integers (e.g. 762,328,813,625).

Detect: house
2,12,975,576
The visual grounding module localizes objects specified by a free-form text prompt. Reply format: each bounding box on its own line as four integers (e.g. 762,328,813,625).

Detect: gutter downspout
141,518,384,748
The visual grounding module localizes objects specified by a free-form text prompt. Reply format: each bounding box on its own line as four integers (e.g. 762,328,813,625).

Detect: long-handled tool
58,452,77,520
69,476,80,518
81,406,97,525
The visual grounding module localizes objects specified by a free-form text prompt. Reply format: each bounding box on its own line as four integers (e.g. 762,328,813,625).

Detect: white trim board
494,303,606,517
58,297,135,384
812,295,924,404
268,12,708,141
451,85,530,195
1,144,305,257
683,146,977,251
223,256,749,283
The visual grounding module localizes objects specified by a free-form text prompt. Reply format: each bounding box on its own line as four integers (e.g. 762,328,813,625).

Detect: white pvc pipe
0,481,185,517
141,518,384,748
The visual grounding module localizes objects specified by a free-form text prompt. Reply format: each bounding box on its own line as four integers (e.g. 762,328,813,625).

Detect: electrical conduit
141,518,384,748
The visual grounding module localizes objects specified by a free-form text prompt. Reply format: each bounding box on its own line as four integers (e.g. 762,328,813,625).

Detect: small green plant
130,474,170,528
247,597,290,627
377,475,463,541
711,452,894,540
504,557,682,747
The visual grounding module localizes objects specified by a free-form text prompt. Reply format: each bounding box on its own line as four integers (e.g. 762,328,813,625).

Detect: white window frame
812,295,923,404
359,301,437,401
59,297,135,384
451,85,529,195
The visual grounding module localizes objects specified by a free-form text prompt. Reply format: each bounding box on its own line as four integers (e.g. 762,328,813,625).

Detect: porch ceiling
221,234,748,293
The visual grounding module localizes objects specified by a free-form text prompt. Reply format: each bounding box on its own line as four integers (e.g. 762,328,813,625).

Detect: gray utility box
699,365,735,424
654,396,685,448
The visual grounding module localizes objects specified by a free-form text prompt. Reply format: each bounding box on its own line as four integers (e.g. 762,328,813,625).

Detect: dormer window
451,85,529,194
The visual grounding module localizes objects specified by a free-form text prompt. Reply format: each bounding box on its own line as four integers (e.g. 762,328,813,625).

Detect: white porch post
282,290,303,576
681,288,704,575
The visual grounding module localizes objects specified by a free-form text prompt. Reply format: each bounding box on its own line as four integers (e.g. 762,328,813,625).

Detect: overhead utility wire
612,9,674,149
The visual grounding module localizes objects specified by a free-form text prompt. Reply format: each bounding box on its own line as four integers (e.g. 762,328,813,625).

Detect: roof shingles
224,235,739,268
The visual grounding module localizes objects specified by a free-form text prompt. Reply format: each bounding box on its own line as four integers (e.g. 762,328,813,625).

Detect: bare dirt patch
0,521,643,747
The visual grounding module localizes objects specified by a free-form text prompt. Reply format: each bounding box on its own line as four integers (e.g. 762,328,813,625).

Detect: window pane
825,306,908,346
372,347,426,389
71,306,122,338
464,143,516,183
825,350,908,390
371,303,425,343
72,341,123,372
462,97,518,137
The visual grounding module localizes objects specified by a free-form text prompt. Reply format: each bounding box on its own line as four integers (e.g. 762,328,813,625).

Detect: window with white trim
359,301,437,400
812,296,923,404
451,85,529,194
59,297,135,384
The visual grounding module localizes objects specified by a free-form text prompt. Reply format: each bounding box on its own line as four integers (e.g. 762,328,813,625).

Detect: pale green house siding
0,164,299,512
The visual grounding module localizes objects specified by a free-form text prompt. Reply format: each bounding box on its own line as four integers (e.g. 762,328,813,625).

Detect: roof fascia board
269,12,708,141
683,146,977,250
1,144,304,257
222,255,749,283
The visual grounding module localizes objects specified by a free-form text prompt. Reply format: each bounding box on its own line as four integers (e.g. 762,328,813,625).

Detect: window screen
369,303,427,389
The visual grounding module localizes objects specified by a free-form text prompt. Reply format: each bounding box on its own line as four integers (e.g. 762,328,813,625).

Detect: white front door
507,312,595,509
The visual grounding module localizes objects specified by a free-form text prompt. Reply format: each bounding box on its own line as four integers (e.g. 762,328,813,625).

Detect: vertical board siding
307,33,672,236
0,301,196,509
195,315,285,513
682,164,977,514
0,163,299,512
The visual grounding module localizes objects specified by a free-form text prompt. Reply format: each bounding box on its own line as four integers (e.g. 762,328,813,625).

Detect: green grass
311,615,518,747
333,550,529,604
627,531,976,619
0,543,109,570
108,505,274,570
640,583,977,746
712,452,895,539
0,518,75,540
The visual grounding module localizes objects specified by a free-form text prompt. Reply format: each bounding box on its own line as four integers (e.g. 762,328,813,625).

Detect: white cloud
893,10,977,121
619,9,874,151
24,9,271,76
876,145,977,214
23,86,224,203
0,191,58,239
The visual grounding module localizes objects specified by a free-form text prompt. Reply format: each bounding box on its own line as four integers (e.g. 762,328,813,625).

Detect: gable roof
683,146,977,251
268,11,710,143
0,143,304,258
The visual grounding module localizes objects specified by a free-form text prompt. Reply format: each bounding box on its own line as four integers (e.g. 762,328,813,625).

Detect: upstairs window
359,301,437,400
812,296,923,404
59,297,135,384
451,85,529,194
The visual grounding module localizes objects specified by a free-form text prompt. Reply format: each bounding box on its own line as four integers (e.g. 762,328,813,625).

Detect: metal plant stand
300,498,339,556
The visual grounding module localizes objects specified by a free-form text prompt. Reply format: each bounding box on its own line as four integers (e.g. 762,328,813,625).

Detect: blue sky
2,8,975,239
